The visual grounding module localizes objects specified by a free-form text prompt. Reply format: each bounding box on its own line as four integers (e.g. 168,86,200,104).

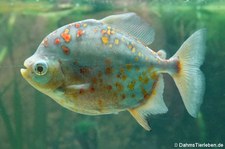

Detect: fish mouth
20,68,27,76
20,61,29,77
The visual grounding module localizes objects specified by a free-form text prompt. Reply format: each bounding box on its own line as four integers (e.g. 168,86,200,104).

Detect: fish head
20,51,65,93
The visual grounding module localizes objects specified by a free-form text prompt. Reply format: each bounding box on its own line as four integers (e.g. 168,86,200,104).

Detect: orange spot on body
107,29,111,35
101,36,109,44
89,87,95,93
54,38,60,45
115,82,123,91
126,64,132,71
61,45,70,55
141,87,149,100
151,72,158,80
116,74,121,78
80,67,91,74
106,85,112,91
43,38,48,47
121,94,126,99
139,75,143,82
77,29,85,37
143,77,159,100
128,44,133,49
144,93,150,100
61,29,71,43
79,89,85,94
120,68,125,74
105,67,113,75
121,75,127,81
143,77,149,84
101,29,107,34
128,80,136,90
75,23,80,28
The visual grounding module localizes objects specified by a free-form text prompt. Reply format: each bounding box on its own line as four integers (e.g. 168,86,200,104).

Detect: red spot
116,74,121,78
106,85,112,91
115,82,123,91
61,45,70,55
80,67,90,74
143,77,158,100
89,87,95,93
121,94,126,99
105,67,113,75
79,89,85,94
144,93,150,100
77,29,84,37
61,32,71,42
101,29,107,34
54,38,60,45
75,23,80,28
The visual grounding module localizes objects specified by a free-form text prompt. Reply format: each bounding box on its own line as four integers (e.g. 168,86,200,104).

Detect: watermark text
174,142,224,148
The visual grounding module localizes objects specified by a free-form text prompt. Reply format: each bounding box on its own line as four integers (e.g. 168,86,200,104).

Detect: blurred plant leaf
0,47,7,64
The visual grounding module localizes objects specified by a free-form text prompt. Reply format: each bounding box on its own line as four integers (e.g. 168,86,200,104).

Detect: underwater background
0,0,224,149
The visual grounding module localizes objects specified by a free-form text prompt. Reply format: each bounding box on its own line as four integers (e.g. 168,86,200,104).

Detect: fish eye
33,60,48,76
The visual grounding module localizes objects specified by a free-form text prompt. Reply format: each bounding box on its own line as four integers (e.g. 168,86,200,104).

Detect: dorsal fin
101,13,155,45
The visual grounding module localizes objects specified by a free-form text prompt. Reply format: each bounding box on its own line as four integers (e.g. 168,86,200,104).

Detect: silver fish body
21,13,206,130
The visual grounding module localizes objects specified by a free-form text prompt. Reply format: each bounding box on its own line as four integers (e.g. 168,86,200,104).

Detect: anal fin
128,109,151,131
128,75,168,131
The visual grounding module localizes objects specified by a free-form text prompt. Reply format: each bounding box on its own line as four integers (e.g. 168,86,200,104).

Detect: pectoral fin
66,83,90,90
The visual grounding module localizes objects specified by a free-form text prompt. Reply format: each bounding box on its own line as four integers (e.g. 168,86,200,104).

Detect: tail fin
170,29,206,117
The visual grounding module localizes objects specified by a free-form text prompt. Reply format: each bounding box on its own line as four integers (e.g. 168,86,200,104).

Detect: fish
20,13,206,131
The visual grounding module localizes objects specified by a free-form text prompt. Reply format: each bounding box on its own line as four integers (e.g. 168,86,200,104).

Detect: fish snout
20,58,33,78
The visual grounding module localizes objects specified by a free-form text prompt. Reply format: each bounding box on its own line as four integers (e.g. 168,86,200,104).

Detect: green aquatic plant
0,47,7,63
0,81,16,149
74,120,98,149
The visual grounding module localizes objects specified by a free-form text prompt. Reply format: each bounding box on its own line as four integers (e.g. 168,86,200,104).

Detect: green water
0,0,224,149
